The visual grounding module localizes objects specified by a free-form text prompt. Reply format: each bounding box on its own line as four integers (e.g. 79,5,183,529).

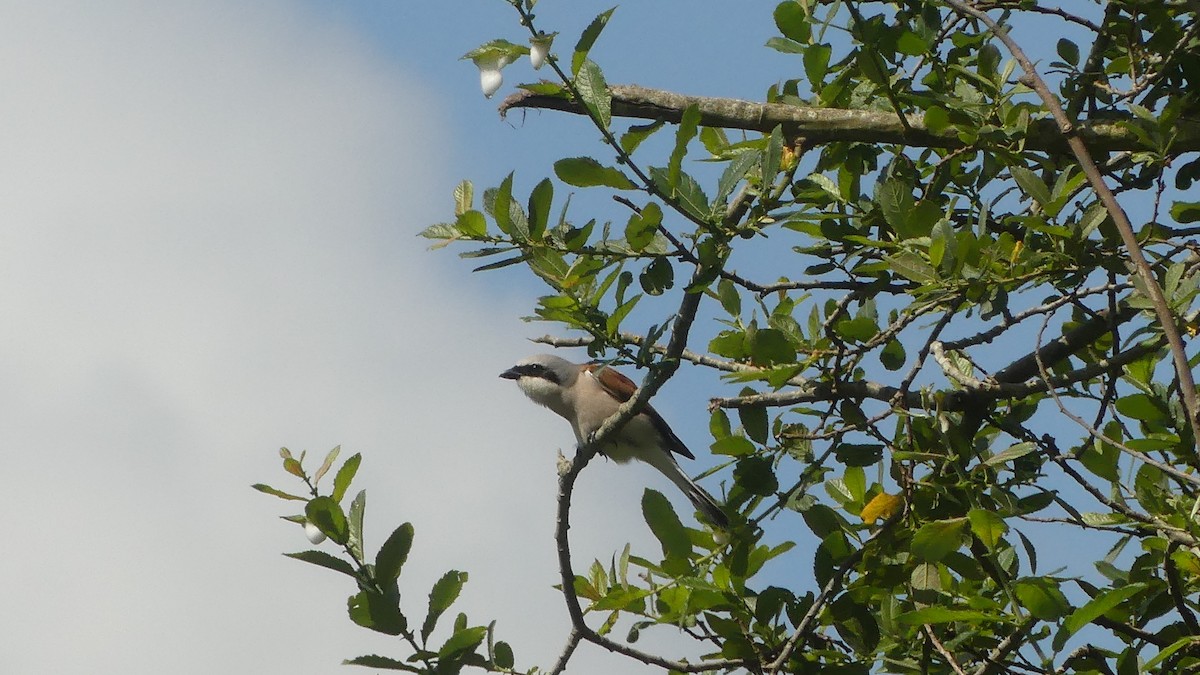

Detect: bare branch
500,84,1200,156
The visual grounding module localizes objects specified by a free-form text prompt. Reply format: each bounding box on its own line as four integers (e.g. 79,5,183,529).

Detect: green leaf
773,1,810,42
251,483,306,501
1056,38,1079,68
910,562,941,591
620,119,664,155
761,126,784,187
343,655,421,672
886,251,936,283
1061,583,1147,637
554,157,634,189
1010,166,1052,208
572,7,616,76
642,489,691,560
1143,636,1200,670
843,466,866,503
527,178,553,240
306,496,349,544
422,570,468,641
967,509,1007,550
1170,200,1200,224
1080,421,1121,482
489,173,515,236
455,210,487,237
492,641,515,669
284,550,358,578
439,625,488,658
880,338,906,370
750,328,796,366
923,106,951,133
835,316,878,342
876,177,913,236
332,453,362,503
575,59,612,129
714,151,760,208
1013,578,1071,620
709,408,732,440
897,607,1000,626
834,443,884,467
803,43,832,87
639,257,674,295
897,30,927,56
347,489,366,561
712,435,756,456
648,166,710,221
984,441,1036,467
624,202,662,251
375,523,415,584
607,294,641,334
911,518,967,562
717,278,741,317
1115,393,1168,423
348,591,407,636
668,104,701,189
739,403,769,444
765,37,805,54
735,456,779,496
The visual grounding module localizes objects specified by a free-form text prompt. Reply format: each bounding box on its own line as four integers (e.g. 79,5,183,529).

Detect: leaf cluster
255,448,520,673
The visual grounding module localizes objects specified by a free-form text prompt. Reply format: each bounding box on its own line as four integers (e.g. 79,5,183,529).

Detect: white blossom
474,53,511,98
304,521,327,545
529,34,555,70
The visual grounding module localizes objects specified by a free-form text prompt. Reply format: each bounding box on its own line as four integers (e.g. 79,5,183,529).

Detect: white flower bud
474,54,510,99
304,521,327,545
529,34,554,70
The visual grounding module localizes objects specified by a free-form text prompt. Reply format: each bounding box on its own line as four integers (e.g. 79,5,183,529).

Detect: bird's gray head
499,353,578,408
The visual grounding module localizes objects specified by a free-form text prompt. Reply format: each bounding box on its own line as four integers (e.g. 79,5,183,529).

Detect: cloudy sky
0,2,790,673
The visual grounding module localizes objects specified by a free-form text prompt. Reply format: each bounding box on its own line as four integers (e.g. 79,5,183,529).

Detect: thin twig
766,512,903,673
924,624,969,675
972,619,1034,675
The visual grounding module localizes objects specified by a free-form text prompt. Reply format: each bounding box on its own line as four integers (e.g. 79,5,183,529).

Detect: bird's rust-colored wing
584,363,696,459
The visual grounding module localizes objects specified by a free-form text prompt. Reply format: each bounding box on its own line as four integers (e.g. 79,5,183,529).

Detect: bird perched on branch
500,353,728,528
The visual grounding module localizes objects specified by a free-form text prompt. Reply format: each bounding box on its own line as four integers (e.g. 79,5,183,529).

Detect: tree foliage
261,1,1200,673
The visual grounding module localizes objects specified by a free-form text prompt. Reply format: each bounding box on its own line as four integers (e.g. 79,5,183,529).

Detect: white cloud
0,3,713,674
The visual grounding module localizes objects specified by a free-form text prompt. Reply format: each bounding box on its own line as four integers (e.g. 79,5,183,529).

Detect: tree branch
500,84,1200,156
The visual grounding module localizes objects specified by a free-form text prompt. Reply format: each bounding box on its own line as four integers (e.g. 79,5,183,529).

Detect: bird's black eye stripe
502,362,560,384
524,363,559,383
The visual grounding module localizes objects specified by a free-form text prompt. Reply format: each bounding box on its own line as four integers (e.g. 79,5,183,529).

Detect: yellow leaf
861,492,904,522
1009,239,1024,264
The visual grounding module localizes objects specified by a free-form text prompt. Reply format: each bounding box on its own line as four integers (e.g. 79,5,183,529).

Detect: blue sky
0,2,1127,674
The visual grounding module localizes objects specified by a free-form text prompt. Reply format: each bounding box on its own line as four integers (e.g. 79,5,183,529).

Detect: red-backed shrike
500,354,728,528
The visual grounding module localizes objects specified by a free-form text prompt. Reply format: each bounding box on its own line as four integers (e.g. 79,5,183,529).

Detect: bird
500,353,729,528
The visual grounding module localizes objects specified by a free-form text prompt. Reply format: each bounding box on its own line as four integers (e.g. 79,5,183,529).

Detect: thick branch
500,84,1200,155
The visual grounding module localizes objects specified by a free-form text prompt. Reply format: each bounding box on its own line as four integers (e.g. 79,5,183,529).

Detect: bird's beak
499,367,522,380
